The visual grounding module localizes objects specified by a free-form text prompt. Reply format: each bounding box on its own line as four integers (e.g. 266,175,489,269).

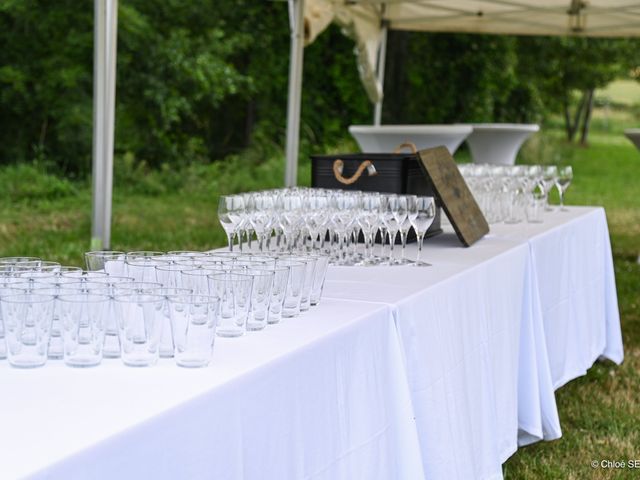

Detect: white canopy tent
283,0,640,186
89,0,640,248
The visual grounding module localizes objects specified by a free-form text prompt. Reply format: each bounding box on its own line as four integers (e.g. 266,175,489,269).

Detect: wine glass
380,194,400,265
541,166,558,212
396,195,416,265
555,166,573,211
410,197,436,267
218,195,245,251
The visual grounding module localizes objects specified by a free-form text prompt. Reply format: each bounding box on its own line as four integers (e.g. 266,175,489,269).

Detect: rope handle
332,159,377,185
394,142,418,154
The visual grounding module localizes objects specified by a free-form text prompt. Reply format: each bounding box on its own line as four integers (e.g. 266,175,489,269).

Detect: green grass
0,108,639,479
596,79,640,106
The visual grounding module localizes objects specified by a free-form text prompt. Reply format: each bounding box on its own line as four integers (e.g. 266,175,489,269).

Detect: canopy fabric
304,0,640,102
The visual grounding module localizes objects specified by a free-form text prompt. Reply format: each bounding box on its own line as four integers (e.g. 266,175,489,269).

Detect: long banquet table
0,207,622,480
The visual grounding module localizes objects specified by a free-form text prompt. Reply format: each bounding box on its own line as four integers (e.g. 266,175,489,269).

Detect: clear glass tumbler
244,269,274,331
58,293,110,367
252,265,289,324
85,251,126,274
167,294,219,367
208,273,253,337
114,293,164,367
155,287,193,358
276,259,306,318
309,254,330,306
0,293,55,368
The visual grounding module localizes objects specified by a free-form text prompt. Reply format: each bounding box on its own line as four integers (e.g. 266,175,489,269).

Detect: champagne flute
410,197,436,267
555,166,573,211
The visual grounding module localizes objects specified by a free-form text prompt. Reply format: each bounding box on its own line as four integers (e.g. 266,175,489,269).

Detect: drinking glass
114,293,165,367
541,166,559,212
397,195,418,265
218,195,246,251
182,268,220,295
208,273,253,337
287,256,316,312
356,194,381,265
167,294,219,368
58,294,110,367
78,276,133,358
410,197,436,267
276,259,306,318
556,166,573,211
248,193,275,253
126,258,170,283
155,264,187,289
381,195,401,265
155,287,193,358
31,286,80,359
85,251,126,274
252,265,289,324
309,254,330,306
245,269,274,331
0,285,29,360
0,293,55,368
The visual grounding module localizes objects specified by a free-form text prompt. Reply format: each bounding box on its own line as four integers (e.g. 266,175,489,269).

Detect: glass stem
388,230,395,262
559,190,564,210
227,233,234,252
400,231,407,260
417,232,425,263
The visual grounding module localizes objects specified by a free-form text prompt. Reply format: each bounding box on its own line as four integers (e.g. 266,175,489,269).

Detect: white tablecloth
0,300,425,480
0,207,622,480
322,206,622,479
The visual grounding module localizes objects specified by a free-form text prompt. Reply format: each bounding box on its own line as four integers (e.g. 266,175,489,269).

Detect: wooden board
417,146,489,247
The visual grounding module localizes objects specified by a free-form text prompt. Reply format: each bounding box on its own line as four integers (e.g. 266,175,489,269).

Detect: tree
516,37,639,145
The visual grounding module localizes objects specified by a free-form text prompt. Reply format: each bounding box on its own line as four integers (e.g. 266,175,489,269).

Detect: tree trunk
563,98,572,141
567,91,587,142
580,88,595,146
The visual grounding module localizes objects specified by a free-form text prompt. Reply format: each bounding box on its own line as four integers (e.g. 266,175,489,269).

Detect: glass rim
208,272,253,281
0,256,41,264
166,293,218,303
153,287,194,294
88,276,135,283
112,282,162,289
125,258,171,265
56,293,111,302
126,250,166,257
155,263,191,270
0,293,55,303
250,265,290,272
61,270,110,277
112,293,166,302
85,250,125,256
181,268,221,276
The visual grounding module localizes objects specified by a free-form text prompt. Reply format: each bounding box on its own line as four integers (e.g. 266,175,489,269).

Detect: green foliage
0,162,76,202
1,2,639,177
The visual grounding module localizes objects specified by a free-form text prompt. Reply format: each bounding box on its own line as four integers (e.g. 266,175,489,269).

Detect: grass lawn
0,108,639,479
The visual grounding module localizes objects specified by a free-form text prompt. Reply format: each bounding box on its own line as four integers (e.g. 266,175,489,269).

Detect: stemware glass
218,195,246,252
410,197,436,267
397,195,417,265
541,166,559,212
556,166,573,211
381,195,400,265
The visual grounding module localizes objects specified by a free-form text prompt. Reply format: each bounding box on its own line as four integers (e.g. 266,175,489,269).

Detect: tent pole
373,22,388,126
284,0,305,187
91,0,118,250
